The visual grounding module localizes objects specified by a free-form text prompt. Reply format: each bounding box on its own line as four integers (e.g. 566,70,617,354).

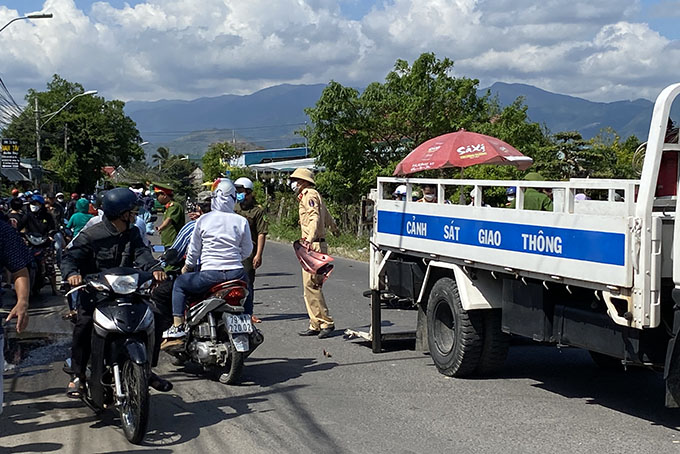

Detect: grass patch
268,222,370,262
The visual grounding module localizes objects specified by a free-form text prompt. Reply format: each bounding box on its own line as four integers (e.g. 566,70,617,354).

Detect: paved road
2,241,680,453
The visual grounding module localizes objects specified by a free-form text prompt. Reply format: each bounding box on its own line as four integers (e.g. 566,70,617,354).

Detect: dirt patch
3,336,70,372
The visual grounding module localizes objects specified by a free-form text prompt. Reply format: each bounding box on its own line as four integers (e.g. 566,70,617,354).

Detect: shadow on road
257,313,308,322
141,384,306,447
0,442,63,453
255,285,298,292
475,345,680,430
256,272,296,277
241,357,338,387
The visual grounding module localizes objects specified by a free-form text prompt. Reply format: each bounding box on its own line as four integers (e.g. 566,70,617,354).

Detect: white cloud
0,0,678,104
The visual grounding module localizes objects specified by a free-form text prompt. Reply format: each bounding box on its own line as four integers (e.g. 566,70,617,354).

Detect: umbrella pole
459,168,465,205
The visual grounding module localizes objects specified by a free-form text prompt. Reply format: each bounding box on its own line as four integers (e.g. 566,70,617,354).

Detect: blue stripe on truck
377,210,626,266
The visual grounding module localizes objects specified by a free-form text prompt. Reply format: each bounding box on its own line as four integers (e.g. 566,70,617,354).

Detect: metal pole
35,97,41,164
371,289,382,353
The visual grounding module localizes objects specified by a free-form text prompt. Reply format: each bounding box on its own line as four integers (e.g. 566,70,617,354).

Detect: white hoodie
186,191,252,270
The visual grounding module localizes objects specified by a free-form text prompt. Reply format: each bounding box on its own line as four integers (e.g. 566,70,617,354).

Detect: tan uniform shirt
298,187,337,242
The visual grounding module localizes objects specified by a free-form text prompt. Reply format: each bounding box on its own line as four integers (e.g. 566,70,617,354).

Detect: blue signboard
377,210,626,266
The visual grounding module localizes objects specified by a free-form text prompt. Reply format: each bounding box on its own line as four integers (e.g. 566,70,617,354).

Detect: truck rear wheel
426,277,483,377
476,309,509,375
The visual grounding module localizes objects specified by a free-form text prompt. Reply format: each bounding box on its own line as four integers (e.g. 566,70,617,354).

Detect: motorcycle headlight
104,274,139,295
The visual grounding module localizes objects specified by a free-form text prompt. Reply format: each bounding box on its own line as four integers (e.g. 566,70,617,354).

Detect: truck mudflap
664,289,680,407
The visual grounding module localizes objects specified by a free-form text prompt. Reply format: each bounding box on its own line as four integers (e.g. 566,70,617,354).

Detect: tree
152,147,170,169
304,53,545,203
201,142,241,182
2,75,143,192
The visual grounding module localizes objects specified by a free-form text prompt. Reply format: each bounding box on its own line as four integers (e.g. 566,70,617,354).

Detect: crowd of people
1,167,339,409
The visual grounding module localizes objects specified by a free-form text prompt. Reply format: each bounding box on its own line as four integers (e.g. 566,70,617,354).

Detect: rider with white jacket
163,179,252,340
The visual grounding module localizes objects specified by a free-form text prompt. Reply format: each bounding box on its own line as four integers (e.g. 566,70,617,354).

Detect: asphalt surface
2,240,680,453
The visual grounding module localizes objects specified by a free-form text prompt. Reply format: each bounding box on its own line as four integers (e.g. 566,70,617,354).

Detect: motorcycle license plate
227,314,253,334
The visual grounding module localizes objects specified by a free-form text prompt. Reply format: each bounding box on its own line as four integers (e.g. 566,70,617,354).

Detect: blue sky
1,1,680,103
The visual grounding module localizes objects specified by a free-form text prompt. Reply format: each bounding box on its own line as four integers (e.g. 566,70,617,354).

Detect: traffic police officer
290,168,339,339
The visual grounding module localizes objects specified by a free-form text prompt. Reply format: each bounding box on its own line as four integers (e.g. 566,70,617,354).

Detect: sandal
149,373,173,392
66,377,84,399
251,315,262,324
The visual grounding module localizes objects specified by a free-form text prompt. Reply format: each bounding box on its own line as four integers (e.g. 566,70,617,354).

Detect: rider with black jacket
61,188,172,396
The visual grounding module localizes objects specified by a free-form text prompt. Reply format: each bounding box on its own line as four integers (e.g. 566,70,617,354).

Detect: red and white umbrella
393,130,533,176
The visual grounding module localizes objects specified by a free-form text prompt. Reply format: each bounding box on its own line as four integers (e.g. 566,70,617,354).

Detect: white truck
367,83,680,407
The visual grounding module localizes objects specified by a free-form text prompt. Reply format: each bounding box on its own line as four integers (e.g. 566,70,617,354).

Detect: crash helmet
293,240,334,283
234,177,254,190
102,188,139,219
506,187,516,195
31,194,45,205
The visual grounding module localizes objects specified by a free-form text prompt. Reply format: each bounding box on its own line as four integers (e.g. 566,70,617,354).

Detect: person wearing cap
154,183,185,247
289,168,339,339
392,184,407,201
510,172,553,211
234,177,268,323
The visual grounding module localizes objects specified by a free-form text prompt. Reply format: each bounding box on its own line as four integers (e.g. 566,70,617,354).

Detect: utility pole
34,97,41,164
64,123,68,155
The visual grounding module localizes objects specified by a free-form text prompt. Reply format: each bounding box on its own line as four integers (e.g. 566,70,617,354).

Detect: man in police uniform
510,172,553,211
154,183,185,247
289,168,339,339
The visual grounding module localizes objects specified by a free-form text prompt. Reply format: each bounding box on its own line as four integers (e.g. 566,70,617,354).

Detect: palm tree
152,146,170,169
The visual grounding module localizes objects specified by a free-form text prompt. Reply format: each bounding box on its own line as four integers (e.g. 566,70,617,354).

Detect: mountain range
124,82,671,159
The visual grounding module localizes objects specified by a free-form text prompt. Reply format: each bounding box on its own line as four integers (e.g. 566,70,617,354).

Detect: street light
0,12,53,34
34,90,98,167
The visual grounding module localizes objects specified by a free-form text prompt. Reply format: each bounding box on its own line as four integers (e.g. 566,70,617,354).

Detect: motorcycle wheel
213,340,244,385
119,360,150,444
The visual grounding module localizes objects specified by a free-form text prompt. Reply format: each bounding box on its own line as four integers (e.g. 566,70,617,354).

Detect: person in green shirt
234,177,268,322
510,172,553,211
154,184,185,247
67,198,94,237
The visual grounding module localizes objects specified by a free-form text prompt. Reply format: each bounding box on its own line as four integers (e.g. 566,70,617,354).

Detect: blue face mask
236,192,246,202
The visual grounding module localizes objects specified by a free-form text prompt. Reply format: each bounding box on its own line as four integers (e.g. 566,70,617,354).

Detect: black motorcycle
24,232,54,296
65,267,156,444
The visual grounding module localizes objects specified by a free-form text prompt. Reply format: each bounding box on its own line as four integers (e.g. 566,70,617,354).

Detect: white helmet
211,178,237,212
234,177,254,190
393,184,407,196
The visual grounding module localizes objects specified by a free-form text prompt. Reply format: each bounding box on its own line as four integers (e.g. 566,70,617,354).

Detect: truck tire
426,277,483,377
476,309,510,375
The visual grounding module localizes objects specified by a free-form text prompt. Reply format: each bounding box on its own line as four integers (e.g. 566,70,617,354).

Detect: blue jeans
53,232,65,266
171,269,248,317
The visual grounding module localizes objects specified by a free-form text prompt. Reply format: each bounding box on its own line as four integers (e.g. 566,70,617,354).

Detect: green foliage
304,52,543,203
2,74,143,192
201,142,241,181
152,147,170,168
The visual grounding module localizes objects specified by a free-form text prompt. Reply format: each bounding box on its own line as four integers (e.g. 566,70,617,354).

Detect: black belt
312,238,326,243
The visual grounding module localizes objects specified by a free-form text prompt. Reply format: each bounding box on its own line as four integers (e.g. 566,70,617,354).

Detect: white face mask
424,194,435,202
290,181,299,192
30,204,40,213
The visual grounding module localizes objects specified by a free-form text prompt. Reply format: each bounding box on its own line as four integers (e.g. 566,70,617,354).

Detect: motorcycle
163,276,263,385
65,267,156,444
24,232,54,296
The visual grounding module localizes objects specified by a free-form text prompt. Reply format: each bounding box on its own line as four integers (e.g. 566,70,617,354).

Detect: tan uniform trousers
302,241,334,330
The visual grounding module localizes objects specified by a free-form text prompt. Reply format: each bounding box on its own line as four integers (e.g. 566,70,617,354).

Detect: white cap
393,184,407,195
234,177,254,190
